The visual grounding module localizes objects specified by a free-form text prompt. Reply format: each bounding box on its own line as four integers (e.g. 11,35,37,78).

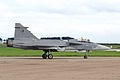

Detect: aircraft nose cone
95,45,110,50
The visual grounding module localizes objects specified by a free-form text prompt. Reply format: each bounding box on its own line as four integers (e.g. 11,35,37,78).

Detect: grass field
104,44,120,49
0,43,120,57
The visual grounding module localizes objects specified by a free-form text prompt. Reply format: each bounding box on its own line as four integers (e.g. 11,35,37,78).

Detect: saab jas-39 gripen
12,23,110,59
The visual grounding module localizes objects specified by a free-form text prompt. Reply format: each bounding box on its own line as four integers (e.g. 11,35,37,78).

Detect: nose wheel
84,50,90,59
84,55,88,59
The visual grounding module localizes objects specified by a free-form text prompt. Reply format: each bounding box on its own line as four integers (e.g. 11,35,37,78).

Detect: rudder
14,23,38,41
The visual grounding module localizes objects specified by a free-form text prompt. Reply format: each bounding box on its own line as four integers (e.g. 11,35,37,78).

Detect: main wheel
42,54,47,59
84,55,88,59
48,54,53,59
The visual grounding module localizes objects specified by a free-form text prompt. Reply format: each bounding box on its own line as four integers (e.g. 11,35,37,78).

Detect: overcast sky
0,0,120,43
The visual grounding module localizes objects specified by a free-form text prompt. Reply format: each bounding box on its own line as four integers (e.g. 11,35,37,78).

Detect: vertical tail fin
14,23,38,40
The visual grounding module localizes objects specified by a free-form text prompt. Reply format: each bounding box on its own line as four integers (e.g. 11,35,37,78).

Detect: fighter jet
13,23,110,59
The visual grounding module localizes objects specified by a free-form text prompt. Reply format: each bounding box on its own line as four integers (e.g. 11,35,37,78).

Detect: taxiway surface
0,57,120,80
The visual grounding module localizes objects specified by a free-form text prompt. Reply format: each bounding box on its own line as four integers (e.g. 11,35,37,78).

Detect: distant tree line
0,38,2,42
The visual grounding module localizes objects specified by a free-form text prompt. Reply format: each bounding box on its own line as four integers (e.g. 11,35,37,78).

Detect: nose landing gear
84,50,90,59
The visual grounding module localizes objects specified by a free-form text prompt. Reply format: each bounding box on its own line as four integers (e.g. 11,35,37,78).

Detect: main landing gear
42,50,90,59
84,50,90,59
42,51,53,59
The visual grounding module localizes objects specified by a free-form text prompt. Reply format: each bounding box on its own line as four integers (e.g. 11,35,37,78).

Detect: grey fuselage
13,23,110,52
